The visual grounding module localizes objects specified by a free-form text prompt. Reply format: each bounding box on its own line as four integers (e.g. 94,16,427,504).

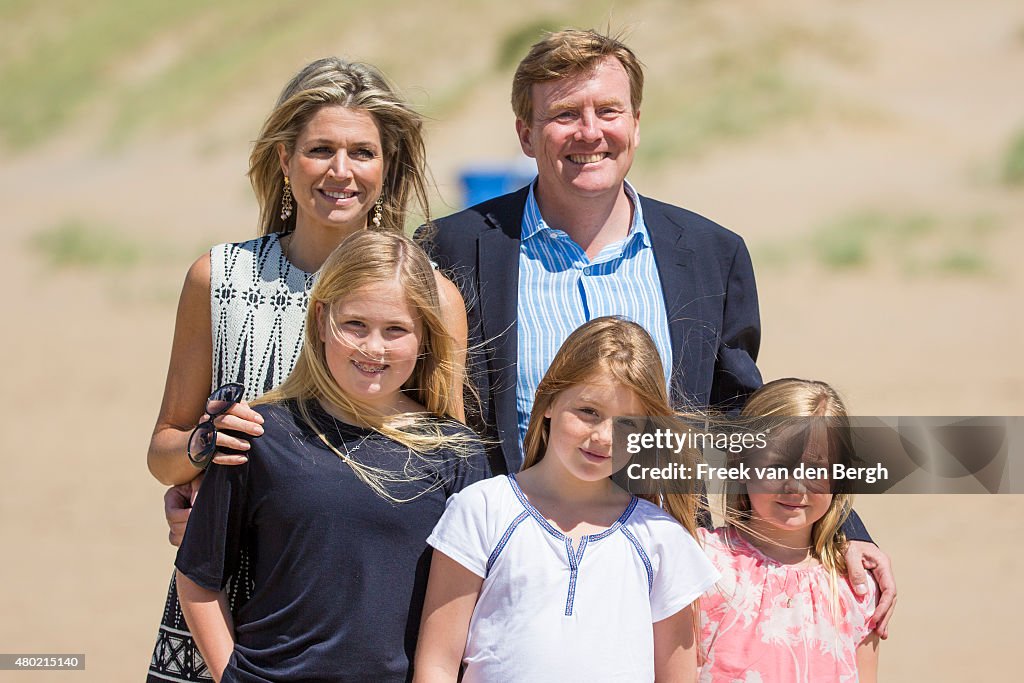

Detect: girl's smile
579,446,611,464
352,360,387,375
744,483,833,559
316,277,422,414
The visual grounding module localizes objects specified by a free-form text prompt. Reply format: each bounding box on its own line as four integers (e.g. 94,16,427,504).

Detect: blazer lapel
476,189,528,471
642,197,707,408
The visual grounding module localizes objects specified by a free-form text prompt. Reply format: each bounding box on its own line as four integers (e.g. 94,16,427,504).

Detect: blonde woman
147,58,468,682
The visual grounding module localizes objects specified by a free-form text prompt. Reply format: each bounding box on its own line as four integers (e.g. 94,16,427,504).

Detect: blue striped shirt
516,180,673,444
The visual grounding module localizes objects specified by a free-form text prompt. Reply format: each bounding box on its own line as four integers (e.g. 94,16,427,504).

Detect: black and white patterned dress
147,232,315,682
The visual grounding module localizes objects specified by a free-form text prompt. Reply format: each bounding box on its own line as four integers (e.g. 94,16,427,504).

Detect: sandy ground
1,1,1023,680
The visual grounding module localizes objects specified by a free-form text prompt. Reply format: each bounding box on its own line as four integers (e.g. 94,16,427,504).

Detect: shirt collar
521,178,650,248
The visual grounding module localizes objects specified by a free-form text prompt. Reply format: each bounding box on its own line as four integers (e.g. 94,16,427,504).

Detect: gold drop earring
371,195,384,228
280,176,294,221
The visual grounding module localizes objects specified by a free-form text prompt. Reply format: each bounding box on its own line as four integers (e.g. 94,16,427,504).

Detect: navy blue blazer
422,186,763,475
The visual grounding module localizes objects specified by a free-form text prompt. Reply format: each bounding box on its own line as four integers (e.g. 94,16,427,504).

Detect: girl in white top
415,316,719,683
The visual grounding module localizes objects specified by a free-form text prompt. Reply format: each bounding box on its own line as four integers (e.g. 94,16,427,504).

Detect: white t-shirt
427,474,720,683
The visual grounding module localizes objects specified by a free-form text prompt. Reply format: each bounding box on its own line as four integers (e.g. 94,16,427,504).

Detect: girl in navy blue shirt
176,231,487,682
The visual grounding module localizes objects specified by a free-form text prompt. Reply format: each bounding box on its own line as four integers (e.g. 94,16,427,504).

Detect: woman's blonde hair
520,316,701,538
726,378,855,576
257,230,473,500
249,57,430,235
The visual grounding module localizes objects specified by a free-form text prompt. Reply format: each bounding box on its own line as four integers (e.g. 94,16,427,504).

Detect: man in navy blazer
422,29,896,636
423,30,760,476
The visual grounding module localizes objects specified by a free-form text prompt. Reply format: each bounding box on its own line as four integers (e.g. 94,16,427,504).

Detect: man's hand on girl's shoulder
845,540,896,639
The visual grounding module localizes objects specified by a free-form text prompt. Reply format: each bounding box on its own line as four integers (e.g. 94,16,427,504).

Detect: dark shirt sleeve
710,237,763,413
841,508,873,544
174,460,250,592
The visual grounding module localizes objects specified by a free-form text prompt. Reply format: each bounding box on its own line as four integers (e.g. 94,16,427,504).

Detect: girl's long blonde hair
520,316,702,538
256,230,475,500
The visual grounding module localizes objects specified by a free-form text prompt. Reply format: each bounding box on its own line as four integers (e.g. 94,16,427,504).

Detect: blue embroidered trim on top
506,474,638,543
507,474,565,540
588,497,638,541
564,535,590,616
506,474,641,616
620,526,654,594
486,510,530,577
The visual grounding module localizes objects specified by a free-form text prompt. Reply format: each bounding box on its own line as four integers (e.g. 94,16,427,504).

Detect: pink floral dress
697,527,876,683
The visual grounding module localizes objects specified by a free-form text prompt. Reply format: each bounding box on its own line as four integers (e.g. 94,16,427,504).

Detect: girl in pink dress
698,379,880,683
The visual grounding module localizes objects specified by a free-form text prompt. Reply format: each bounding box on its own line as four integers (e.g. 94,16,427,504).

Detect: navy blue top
175,400,488,682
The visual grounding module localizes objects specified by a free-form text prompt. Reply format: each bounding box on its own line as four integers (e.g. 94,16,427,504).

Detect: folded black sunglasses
187,382,246,469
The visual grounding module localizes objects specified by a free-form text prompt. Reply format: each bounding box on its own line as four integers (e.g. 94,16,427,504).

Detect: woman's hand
201,400,265,466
